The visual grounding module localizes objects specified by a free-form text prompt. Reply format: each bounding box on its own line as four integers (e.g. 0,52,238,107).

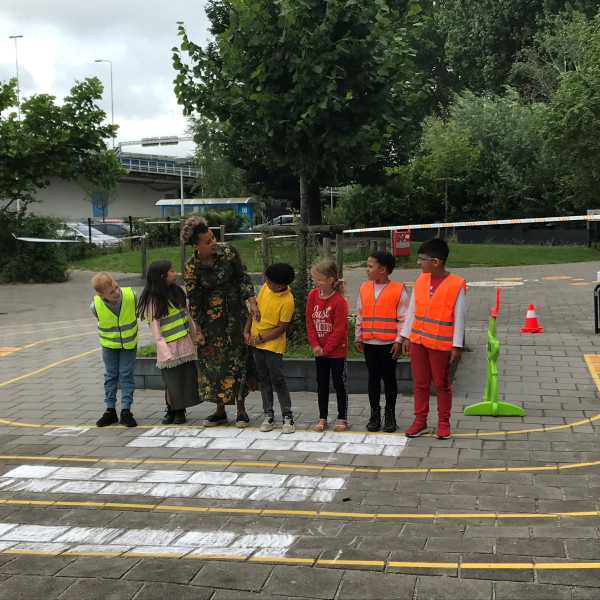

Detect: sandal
333,419,348,432
314,419,328,433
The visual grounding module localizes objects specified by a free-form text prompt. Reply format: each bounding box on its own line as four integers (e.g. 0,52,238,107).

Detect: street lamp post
94,59,114,149
8,35,23,121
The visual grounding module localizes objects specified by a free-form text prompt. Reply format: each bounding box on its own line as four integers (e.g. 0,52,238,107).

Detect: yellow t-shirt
250,283,295,355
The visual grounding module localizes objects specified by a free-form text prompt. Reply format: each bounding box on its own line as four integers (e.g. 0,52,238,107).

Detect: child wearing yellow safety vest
355,251,409,433
137,260,201,425
91,272,139,428
400,238,466,440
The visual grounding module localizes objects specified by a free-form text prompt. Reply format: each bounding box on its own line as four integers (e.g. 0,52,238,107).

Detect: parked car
90,221,129,239
66,223,121,245
268,215,299,226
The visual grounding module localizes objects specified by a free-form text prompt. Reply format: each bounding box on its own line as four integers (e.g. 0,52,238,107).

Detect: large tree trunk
299,177,322,225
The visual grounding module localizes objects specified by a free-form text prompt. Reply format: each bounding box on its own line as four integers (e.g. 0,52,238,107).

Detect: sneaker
259,416,276,432
96,408,118,427
162,406,175,425
120,409,137,428
282,416,295,434
405,420,428,438
173,409,187,425
202,412,228,427
436,422,451,440
236,412,250,428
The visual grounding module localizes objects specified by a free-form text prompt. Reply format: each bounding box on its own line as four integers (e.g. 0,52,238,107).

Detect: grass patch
69,238,600,274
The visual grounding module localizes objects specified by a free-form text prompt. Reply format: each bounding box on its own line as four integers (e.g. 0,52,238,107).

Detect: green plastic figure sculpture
464,288,525,417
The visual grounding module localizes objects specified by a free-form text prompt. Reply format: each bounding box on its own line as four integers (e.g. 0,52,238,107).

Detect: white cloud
1,0,211,156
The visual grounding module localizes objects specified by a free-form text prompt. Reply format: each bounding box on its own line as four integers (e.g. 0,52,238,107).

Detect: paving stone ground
0,260,599,599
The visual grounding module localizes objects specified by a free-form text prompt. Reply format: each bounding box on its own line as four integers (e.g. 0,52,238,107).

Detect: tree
189,116,252,197
544,13,600,211
437,0,599,94
0,77,125,213
412,113,481,222
510,8,593,101
173,0,426,224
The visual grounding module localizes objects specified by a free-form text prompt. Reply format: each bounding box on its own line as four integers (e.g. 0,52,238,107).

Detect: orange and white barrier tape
344,214,600,234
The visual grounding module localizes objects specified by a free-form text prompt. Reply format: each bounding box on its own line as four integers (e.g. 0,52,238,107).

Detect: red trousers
409,342,452,424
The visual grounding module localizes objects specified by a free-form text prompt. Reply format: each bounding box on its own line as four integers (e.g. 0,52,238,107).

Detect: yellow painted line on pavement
0,317,92,333
318,559,384,566
250,557,315,564
1,352,600,440
20,331,97,349
389,561,457,568
2,547,599,570
0,498,597,520
3,453,600,475
0,348,99,390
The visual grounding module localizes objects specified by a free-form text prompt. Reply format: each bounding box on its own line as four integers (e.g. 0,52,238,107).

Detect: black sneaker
173,409,187,425
96,408,118,427
236,412,250,429
120,409,137,428
202,412,227,427
162,406,175,425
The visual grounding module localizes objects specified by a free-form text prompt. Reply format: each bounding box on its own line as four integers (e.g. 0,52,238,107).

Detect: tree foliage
511,7,594,101
412,113,481,220
173,0,427,223
544,13,600,210
0,77,124,212
437,0,598,94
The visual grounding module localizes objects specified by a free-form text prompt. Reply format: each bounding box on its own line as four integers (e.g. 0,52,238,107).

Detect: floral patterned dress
184,243,257,405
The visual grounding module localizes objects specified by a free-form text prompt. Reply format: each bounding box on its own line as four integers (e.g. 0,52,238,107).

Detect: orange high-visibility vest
409,273,465,350
360,281,405,341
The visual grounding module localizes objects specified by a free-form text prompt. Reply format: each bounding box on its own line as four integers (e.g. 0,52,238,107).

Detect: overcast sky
0,1,211,157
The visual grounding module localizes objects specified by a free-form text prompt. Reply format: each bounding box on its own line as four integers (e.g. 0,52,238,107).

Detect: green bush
0,212,82,283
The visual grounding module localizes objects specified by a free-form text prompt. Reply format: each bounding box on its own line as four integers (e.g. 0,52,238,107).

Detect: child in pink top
306,259,349,432
137,260,201,425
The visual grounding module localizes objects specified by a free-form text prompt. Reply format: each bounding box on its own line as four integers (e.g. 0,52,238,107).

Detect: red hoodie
305,288,348,358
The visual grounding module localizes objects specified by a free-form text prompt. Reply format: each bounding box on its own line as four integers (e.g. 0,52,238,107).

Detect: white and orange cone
520,303,544,333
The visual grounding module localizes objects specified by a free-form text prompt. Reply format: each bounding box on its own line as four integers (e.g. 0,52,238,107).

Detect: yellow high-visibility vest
94,287,138,349
158,303,189,343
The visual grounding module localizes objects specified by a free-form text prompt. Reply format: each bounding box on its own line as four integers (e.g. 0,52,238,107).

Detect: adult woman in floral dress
181,216,259,427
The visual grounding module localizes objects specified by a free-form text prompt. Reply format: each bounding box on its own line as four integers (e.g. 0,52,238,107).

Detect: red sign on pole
391,229,411,257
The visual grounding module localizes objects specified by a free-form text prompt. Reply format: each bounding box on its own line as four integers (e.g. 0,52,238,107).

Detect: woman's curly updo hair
180,215,209,246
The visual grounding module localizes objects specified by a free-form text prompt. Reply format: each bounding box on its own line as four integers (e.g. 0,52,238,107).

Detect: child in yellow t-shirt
244,263,296,433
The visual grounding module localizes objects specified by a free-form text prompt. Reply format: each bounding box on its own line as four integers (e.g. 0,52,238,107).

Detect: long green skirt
160,360,202,410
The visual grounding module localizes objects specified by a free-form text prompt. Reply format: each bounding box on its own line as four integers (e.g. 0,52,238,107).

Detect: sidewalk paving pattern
0,262,600,598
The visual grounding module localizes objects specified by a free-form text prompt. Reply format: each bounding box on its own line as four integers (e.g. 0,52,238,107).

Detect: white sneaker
282,416,295,434
259,416,275,432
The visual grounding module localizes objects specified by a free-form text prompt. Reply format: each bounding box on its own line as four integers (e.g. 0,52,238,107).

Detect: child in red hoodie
305,259,349,432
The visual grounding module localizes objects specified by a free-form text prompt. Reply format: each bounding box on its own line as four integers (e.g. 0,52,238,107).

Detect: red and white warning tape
344,214,600,234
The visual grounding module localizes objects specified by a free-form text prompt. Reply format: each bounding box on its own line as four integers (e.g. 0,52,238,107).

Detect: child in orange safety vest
355,251,409,433
400,238,466,440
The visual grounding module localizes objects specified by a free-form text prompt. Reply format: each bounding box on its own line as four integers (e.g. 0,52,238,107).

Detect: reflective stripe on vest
409,273,465,351
94,287,138,349
360,280,405,341
159,303,189,343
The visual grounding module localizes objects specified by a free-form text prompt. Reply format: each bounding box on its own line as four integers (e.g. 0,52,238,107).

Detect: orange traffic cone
520,303,544,333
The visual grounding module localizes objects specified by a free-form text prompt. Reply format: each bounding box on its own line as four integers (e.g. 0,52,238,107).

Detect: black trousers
315,356,348,420
363,343,397,411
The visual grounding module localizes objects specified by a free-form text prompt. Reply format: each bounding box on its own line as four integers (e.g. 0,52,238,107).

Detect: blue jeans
101,346,136,410
251,348,292,419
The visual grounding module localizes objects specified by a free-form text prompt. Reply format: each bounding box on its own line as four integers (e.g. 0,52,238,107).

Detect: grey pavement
0,260,599,598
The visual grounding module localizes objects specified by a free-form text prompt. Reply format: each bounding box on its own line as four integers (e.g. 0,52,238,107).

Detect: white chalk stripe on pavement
130,427,409,457
0,522,296,558
0,464,348,503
